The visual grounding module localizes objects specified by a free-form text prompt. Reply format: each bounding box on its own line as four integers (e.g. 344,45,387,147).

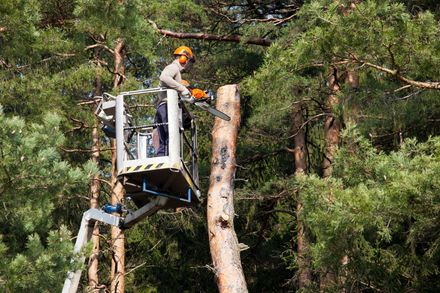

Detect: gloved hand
181,88,191,98
181,88,195,103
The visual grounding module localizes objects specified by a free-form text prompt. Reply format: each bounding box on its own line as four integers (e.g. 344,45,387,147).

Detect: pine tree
0,109,96,292
207,85,248,292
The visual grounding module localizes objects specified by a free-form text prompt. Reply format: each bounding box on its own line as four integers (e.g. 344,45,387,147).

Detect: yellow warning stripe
125,162,167,173
180,167,197,190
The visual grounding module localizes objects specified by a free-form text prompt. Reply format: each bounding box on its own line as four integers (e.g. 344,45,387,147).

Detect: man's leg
155,103,168,156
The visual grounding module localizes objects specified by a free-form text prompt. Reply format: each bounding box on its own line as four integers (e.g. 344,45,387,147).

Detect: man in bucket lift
155,46,195,156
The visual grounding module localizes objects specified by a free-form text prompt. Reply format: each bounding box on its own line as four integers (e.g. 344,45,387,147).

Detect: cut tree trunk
207,84,248,293
110,38,125,293
291,101,312,289
88,44,103,293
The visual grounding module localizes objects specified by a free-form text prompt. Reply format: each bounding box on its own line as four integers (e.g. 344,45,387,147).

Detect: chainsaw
181,80,231,121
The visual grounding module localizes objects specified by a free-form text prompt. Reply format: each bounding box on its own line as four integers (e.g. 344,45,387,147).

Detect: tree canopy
1,0,440,292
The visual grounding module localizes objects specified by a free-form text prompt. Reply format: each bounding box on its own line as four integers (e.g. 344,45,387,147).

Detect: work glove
181,88,191,98
181,88,195,103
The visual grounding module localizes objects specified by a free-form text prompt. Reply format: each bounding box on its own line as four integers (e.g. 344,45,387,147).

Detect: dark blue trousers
155,103,168,156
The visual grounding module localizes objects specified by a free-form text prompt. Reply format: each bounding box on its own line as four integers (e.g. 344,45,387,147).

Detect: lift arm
62,209,121,293
122,196,167,229
61,197,167,293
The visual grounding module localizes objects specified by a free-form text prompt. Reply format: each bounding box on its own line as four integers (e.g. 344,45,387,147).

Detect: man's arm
159,63,188,93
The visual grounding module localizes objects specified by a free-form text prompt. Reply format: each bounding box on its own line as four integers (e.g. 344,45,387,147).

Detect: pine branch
148,20,272,46
3,53,76,71
287,113,333,139
70,117,89,127
239,149,285,165
125,262,157,276
60,147,114,153
207,7,297,26
96,178,113,188
258,209,296,217
55,52,76,57
85,43,114,54
351,54,440,89
77,98,102,106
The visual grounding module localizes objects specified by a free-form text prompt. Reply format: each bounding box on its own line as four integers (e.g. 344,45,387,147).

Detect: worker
155,46,196,156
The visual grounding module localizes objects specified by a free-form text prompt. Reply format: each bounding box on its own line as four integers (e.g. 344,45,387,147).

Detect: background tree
2,0,440,292
0,110,96,291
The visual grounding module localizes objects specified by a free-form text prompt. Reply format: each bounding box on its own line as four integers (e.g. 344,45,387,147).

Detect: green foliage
0,110,94,292
297,128,440,291
0,0,41,60
1,227,77,293
2,0,440,292
148,0,208,31
74,0,157,58
239,1,440,291
244,0,440,145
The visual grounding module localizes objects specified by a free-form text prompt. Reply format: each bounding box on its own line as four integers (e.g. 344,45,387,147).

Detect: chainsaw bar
194,101,231,121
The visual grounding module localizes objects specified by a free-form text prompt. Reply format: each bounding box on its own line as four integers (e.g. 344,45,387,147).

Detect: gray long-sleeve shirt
157,59,187,106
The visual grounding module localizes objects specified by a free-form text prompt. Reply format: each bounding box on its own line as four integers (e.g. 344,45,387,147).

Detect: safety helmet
174,46,195,64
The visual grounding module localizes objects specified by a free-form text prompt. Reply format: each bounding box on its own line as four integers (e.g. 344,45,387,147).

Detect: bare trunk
343,70,360,125
292,102,312,289
335,70,358,293
113,39,126,90
320,67,341,292
321,4,359,291
110,38,125,293
88,45,103,293
110,163,125,293
322,67,341,179
207,84,248,293
88,125,101,291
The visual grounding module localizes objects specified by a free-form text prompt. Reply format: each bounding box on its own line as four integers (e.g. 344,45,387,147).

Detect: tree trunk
321,4,360,291
336,70,358,293
343,70,360,125
110,38,125,293
320,67,342,292
322,67,341,179
291,102,312,289
88,44,103,293
207,84,248,293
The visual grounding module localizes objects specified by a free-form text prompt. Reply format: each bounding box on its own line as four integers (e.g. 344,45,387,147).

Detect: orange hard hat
174,46,195,64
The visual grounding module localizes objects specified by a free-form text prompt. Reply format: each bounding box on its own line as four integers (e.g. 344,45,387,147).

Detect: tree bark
336,70,358,293
110,38,125,293
148,21,272,47
321,4,357,292
319,67,341,292
353,58,440,89
87,46,102,292
322,67,341,179
207,84,248,293
291,102,312,289
343,70,359,125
